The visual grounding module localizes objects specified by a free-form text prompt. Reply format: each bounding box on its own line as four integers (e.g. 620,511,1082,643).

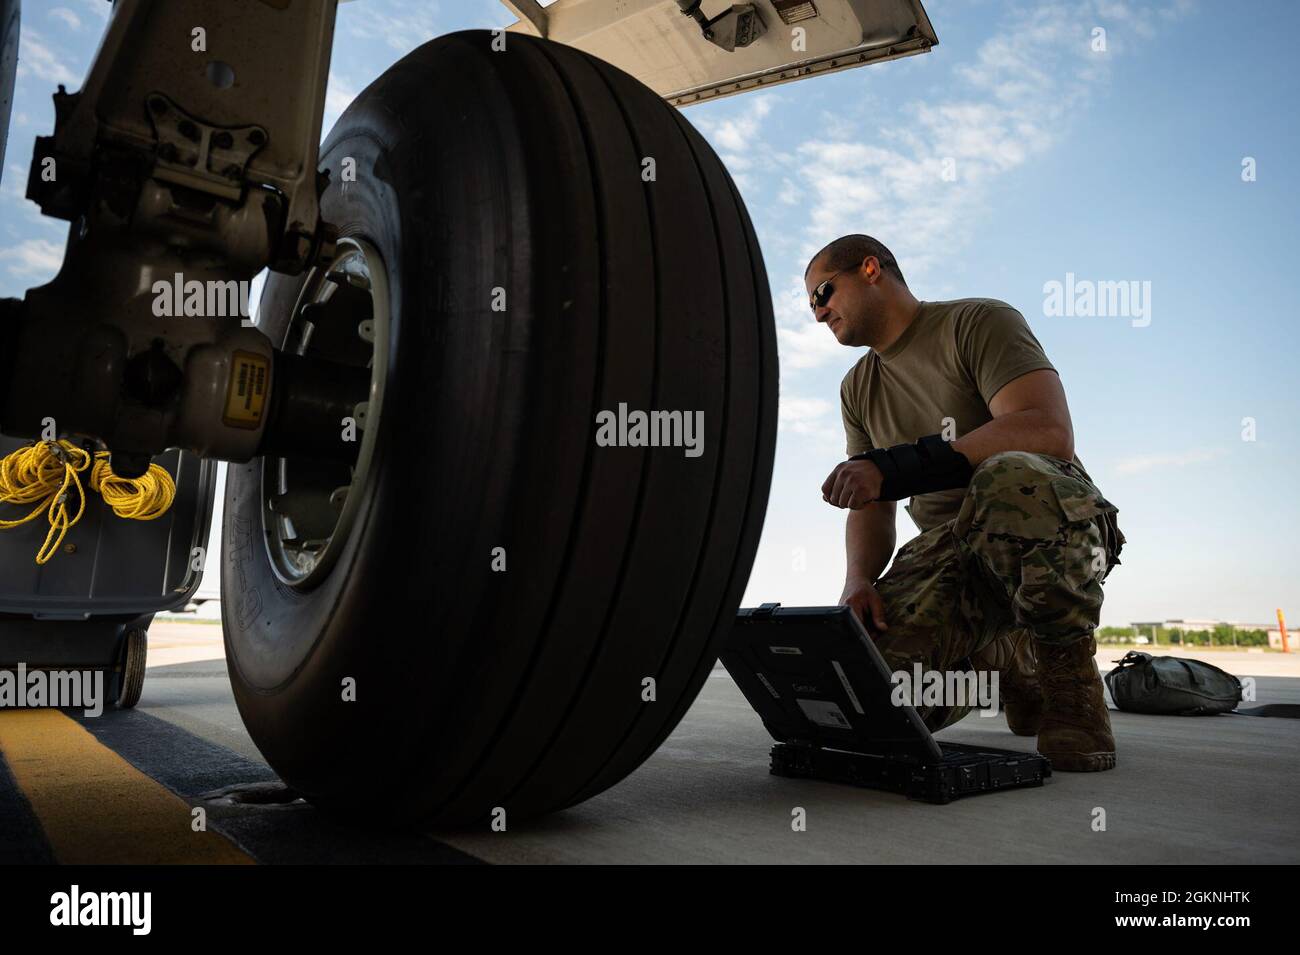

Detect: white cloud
323,73,360,133
347,0,441,56
1114,447,1226,475
17,29,79,87
778,322,845,370
778,394,843,449
49,8,82,31
700,94,775,152
779,395,832,430
693,93,778,173
761,0,1187,370
1,238,64,278
2,164,27,200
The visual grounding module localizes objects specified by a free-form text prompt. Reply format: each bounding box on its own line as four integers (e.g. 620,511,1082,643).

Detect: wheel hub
263,237,389,589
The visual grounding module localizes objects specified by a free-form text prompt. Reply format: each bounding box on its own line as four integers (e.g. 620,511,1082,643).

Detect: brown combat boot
1037,633,1117,771
972,628,1043,736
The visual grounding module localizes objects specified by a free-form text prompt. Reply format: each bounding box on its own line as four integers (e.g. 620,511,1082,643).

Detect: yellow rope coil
0,440,176,565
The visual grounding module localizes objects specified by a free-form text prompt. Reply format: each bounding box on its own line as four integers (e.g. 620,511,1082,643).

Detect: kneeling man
809,234,1126,771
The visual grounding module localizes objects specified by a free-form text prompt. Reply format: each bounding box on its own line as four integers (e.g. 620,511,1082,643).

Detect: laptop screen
721,605,943,762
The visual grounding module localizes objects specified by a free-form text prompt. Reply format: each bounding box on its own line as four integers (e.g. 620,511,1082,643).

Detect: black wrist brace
849,434,974,502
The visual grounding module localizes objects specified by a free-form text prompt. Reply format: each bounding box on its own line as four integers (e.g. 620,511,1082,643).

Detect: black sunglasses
809,268,846,312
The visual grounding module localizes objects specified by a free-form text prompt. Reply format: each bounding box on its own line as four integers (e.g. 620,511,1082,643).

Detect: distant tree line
1097,625,1270,647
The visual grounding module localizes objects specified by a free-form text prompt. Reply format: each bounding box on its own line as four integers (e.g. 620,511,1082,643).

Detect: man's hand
821,458,884,509
840,576,889,633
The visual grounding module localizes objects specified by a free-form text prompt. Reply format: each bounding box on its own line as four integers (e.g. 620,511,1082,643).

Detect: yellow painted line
0,709,253,865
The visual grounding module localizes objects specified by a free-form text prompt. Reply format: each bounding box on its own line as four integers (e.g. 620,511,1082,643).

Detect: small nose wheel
115,626,147,709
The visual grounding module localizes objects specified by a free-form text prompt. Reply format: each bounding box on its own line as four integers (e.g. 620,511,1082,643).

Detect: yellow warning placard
224,351,269,429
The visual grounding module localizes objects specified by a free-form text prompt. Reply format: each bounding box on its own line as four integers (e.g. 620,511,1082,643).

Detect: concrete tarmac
4,622,1298,864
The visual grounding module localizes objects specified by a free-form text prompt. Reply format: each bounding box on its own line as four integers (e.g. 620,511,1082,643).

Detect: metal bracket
676,1,766,52
145,93,266,204
22,0,338,275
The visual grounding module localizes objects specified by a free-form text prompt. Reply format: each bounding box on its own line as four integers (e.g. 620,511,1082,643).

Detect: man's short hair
805,234,907,286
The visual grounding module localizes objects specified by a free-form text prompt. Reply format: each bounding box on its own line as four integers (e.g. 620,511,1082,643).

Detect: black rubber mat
0,754,55,864
68,707,485,865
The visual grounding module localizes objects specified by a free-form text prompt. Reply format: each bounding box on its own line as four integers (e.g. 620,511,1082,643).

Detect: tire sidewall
222,126,409,785
222,43,536,795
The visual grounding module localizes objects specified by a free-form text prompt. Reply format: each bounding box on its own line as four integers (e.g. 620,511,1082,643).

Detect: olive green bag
1104,651,1242,716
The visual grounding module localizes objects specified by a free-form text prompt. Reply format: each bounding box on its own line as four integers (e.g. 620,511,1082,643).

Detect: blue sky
2,0,1296,628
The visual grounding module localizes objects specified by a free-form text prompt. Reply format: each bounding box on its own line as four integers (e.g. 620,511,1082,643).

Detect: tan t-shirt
840,297,1085,532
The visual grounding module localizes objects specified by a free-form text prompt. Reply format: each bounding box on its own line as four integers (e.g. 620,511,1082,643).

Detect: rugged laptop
722,603,1051,803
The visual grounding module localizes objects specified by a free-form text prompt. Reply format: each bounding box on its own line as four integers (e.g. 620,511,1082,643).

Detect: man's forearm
845,506,895,583
951,409,1073,468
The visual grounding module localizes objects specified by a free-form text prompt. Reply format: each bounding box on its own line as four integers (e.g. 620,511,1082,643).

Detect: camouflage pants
872,451,1125,731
